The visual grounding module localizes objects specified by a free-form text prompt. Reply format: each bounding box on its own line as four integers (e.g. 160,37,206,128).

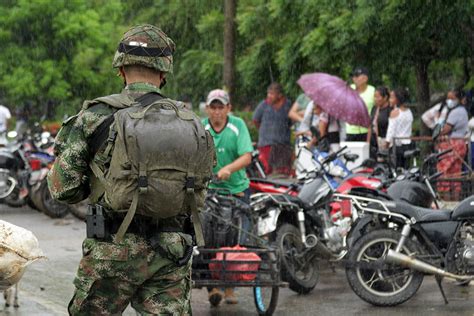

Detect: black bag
201,195,240,248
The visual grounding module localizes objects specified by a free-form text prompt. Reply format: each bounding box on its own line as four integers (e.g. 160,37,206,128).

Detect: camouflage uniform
48,25,193,315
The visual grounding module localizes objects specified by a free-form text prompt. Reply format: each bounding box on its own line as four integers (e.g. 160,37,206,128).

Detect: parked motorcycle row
225,137,474,307
0,127,86,220
6,124,473,308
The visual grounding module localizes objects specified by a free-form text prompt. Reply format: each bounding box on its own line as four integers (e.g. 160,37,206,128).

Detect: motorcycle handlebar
428,171,444,182
423,148,452,165
436,148,453,159
322,145,348,165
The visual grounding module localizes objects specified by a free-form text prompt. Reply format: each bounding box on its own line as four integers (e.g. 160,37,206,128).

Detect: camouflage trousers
68,232,193,315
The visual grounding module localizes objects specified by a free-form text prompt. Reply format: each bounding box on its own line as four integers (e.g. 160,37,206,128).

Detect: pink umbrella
297,72,370,127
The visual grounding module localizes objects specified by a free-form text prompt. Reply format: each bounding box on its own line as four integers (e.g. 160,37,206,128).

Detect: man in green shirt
202,89,254,306
347,67,375,141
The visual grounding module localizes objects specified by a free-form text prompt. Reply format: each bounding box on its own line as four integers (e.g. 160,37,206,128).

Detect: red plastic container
209,245,261,281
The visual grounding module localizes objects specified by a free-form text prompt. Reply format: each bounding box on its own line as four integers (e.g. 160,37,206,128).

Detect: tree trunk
223,0,236,102
414,60,431,138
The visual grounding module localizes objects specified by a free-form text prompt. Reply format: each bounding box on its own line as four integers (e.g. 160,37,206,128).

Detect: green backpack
58,93,214,245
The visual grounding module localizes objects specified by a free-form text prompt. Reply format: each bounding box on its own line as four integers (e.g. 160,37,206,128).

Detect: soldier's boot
224,287,238,304
208,288,223,307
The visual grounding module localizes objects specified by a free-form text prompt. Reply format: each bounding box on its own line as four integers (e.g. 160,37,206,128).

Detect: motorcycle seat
385,201,452,223
403,148,420,159
273,194,310,209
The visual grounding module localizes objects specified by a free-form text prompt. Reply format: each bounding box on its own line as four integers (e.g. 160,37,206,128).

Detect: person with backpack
47,24,214,315
202,89,253,306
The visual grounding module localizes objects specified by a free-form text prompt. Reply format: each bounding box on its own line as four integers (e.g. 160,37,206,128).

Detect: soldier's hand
217,168,232,181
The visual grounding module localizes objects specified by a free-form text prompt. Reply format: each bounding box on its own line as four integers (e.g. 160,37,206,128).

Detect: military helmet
112,24,175,73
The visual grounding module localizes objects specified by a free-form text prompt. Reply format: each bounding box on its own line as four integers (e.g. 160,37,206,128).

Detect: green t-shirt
202,115,254,194
346,84,375,135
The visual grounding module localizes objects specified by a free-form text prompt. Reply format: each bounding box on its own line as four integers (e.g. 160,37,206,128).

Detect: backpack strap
184,123,209,247
82,94,134,111
185,172,205,247
115,161,148,242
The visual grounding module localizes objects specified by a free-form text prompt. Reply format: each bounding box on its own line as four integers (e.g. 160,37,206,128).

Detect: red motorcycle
248,147,385,219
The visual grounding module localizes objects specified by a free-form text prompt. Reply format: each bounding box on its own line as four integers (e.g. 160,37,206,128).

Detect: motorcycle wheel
276,224,319,294
345,229,424,306
70,199,89,221
26,195,39,211
4,186,26,208
39,180,70,218
29,187,45,212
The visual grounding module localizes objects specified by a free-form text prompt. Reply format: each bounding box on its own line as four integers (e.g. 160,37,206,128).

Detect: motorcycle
249,138,381,199
1,129,70,218
0,142,28,206
341,190,474,306
250,146,370,294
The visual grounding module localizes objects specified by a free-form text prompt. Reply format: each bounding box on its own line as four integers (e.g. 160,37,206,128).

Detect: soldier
48,24,213,315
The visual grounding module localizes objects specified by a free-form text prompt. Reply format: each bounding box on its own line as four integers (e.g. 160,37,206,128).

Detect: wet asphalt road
1,204,474,316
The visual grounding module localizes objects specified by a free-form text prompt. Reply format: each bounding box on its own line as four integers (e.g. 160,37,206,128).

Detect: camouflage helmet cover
112,24,176,73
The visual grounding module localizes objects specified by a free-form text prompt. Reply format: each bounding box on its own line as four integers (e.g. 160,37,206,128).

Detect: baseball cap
206,89,230,105
351,66,369,77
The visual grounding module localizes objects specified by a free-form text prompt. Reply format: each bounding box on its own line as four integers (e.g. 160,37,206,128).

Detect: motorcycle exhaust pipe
305,234,318,248
386,249,474,281
305,234,334,259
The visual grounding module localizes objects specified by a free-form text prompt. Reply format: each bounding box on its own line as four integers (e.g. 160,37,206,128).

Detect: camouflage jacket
48,82,164,204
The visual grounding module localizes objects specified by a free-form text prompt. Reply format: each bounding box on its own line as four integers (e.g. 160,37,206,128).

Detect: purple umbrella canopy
297,72,370,127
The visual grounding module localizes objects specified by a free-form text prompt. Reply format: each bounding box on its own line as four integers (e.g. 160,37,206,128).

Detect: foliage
0,0,472,120
0,0,123,117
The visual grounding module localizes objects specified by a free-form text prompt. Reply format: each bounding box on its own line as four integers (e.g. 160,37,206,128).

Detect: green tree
0,0,123,117
0,0,472,120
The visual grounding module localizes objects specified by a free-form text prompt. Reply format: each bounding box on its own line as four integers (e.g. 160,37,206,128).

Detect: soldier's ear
118,67,126,79
159,73,167,89
118,67,127,86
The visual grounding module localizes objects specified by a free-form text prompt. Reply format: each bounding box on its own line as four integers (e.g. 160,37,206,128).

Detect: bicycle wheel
253,286,279,316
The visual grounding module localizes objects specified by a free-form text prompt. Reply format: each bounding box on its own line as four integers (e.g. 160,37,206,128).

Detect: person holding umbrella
298,101,342,153
297,72,371,136
347,67,375,142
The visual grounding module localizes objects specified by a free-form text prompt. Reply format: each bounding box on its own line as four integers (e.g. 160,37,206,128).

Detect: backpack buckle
138,175,148,193
107,130,118,143
185,177,195,194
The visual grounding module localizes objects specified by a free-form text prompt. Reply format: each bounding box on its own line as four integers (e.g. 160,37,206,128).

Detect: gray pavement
1,205,474,315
